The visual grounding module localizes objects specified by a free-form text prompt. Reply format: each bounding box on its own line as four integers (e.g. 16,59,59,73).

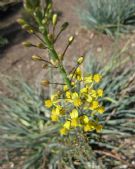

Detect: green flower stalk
19,0,105,136
19,0,72,88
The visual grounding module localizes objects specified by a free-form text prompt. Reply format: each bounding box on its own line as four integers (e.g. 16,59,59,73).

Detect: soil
0,0,135,168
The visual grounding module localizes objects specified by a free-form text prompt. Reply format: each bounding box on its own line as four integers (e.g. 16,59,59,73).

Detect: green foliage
79,0,135,36
0,36,8,47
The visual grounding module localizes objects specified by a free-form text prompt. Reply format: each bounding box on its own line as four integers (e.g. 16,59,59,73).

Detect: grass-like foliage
79,0,135,36
0,51,135,168
0,76,95,169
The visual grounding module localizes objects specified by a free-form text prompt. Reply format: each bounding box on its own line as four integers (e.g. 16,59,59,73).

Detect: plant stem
43,32,72,88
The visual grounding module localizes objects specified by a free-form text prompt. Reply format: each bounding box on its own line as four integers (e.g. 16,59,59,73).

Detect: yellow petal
45,100,52,108
95,124,103,132
71,119,78,127
84,75,93,83
51,114,59,122
60,128,68,135
93,74,102,83
66,91,71,99
73,98,82,107
97,106,105,114
70,109,78,119
83,115,89,124
97,88,103,97
63,121,70,129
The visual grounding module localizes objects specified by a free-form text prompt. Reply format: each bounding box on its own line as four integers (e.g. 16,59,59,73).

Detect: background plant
79,0,135,37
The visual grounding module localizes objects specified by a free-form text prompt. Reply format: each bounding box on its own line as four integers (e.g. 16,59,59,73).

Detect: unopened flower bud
22,24,34,33
39,26,45,33
42,64,48,69
47,34,53,41
42,19,47,25
50,59,59,66
17,18,26,26
20,119,30,127
24,0,40,10
32,55,42,61
22,41,32,47
37,43,45,49
68,36,74,44
41,80,50,86
61,22,69,31
47,3,52,10
77,56,84,64
52,14,58,26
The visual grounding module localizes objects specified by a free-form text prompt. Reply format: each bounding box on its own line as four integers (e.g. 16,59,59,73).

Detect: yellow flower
51,106,60,115
51,107,60,122
84,75,93,83
95,124,103,132
74,67,82,81
60,127,68,135
90,101,99,110
97,106,105,114
52,106,65,116
63,85,68,91
70,109,78,119
91,89,97,98
87,95,93,103
93,74,102,83
45,100,52,108
71,119,78,127
44,93,59,108
51,114,59,121
83,115,89,124
77,56,84,64
97,88,103,97
80,87,88,94
63,121,71,129
83,123,94,132
72,92,82,107
66,91,71,99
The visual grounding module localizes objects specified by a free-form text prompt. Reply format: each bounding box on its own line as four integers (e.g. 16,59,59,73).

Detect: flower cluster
44,67,105,135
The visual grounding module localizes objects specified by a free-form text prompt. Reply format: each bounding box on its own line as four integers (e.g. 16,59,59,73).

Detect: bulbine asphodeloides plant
18,0,105,136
